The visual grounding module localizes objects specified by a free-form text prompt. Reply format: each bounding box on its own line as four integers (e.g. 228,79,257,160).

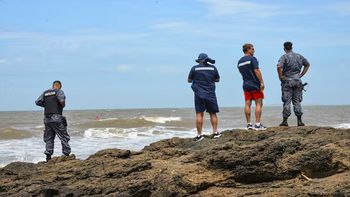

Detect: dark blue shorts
194,94,219,113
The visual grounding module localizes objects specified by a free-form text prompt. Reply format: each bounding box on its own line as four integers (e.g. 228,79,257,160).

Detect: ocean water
0,106,349,167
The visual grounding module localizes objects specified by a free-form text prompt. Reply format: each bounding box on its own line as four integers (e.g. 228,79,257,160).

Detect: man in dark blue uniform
35,80,71,161
277,41,310,126
188,53,221,141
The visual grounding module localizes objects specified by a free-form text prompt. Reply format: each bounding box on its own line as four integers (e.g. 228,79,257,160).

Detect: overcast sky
0,0,349,111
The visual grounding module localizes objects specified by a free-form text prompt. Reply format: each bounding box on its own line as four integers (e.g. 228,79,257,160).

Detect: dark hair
284,41,293,51
242,43,253,53
53,80,62,87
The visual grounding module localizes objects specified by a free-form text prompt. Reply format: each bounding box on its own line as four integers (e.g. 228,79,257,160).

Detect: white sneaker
213,132,221,138
247,123,253,130
193,135,204,142
254,124,267,130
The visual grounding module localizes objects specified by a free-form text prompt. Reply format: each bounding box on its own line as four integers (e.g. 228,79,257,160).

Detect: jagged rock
1,126,350,196
0,162,37,177
87,149,131,160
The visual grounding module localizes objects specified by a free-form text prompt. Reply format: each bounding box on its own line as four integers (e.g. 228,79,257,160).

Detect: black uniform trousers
43,114,71,156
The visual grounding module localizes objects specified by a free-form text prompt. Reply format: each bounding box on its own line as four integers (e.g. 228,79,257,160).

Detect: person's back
277,41,310,126
190,63,219,98
237,55,261,91
35,80,71,162
237,43,266,130
40,88,64,115
188,53,221,141
279,51,309,79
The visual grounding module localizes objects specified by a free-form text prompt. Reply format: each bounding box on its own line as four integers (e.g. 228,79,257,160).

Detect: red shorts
244,90,264,101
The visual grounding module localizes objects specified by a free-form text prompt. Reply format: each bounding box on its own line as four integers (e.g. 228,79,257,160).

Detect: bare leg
209,113,218,134
255,99,263,123
196,112,204,135
244,100,252,123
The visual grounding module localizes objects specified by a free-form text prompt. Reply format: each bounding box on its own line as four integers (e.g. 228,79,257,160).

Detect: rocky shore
1,126,350,197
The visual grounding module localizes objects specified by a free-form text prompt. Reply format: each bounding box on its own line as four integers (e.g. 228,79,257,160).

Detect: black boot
297,117,305,126
45,154,51,162
279,118,288,126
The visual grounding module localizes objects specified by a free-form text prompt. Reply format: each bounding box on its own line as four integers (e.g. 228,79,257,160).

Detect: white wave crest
84,128,139,138
142,116,181,124
97,118,119,122
148,126,193,138
35,125,45,129
334,123,350,129
0,152,45,168
83,125,193,139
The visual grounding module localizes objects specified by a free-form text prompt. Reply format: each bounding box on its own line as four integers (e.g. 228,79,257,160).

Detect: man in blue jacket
188,53,221,141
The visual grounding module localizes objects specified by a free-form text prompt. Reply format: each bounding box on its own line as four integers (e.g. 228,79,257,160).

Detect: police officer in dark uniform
277,42,310,126
35,80,71,161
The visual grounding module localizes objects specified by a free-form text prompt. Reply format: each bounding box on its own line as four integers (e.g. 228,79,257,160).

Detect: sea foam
334,123,350,129
142,116,181,124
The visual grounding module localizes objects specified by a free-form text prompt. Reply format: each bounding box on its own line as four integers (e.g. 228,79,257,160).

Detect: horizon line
1,104,349,113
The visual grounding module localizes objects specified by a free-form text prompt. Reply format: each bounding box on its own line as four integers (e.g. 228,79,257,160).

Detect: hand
260,83,265,91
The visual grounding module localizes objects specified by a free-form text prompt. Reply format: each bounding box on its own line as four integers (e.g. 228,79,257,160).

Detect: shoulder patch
44,91,56,97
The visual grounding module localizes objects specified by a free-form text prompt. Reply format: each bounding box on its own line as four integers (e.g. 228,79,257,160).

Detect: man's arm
254,69,265,91
188,67,194,83
277,55,286,81
215,67,220,82
251,57,264,90
35,93,45,107
299,56,310,78
57,90,66,108
277,65,284,81
59,101,65,108
299,65,310,78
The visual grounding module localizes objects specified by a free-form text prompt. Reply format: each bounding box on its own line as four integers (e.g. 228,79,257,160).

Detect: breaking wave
334,123,350,129
142,116,181,124
0,128,34,140
78,116,182,128
83,126,193,139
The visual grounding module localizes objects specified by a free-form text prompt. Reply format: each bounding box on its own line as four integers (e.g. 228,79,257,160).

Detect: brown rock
0,126,349,196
